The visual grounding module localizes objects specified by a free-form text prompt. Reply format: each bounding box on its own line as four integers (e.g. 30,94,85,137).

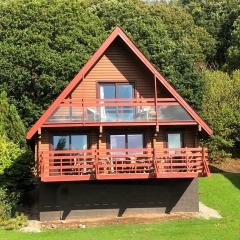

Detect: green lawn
1,173,239,240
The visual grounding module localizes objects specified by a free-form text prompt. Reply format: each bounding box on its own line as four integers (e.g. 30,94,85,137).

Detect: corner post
154,75,158,129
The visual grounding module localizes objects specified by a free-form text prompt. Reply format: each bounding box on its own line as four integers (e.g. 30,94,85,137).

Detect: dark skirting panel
39,178,199,221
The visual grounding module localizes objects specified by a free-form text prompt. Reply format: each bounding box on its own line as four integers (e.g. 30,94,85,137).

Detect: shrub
201,70,240,159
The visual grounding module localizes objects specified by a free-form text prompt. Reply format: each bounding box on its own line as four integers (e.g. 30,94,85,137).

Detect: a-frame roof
26,26,212,139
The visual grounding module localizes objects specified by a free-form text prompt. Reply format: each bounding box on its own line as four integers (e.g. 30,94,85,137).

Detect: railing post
40,152,44,178
202,147,210,176
153,148,158,177
154,75,158,126
185,147,188,173
95,149,98,179
82,98,86,124
60,157,62,176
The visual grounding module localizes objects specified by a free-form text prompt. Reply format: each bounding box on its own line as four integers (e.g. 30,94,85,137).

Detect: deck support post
154,75,158,129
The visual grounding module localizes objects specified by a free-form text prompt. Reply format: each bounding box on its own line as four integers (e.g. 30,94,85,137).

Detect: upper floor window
99,83,134,99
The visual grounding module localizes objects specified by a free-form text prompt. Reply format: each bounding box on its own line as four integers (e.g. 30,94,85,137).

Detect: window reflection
158,105,192,120
53,136,69,150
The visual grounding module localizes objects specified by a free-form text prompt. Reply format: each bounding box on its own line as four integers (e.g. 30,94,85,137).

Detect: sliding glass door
99,83,134,121
110,133,143,158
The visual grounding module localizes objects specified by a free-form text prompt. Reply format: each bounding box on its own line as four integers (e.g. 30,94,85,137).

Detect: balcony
39,147,210,182
44,98,195,127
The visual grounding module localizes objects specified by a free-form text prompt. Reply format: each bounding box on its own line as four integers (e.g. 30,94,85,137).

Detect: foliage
0,0,106,128
201,70,240,158
0,91,26,146
0,93,33,228
0,136,24,176
1,213,27,230
0,187,19,219
181,0,240,69
0,0,216,129
88,0,215,109
227,16,240,71
0,187,27,230
0,92,33,190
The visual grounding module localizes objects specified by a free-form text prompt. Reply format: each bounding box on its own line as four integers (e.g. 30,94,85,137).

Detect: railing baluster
185,147,188,173
95,149,98,178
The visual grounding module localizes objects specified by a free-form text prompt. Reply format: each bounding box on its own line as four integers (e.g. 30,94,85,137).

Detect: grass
0,173,239,240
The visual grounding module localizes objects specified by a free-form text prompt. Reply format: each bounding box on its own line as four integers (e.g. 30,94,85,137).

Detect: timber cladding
38,126,199,159
70,38,171,99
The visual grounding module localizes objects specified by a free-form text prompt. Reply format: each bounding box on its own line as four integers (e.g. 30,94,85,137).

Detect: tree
0,0,217,128
227,16,240,71
181,0,240,69
88,0,215,108
0,0,106,128
0,91,26,146
201,70,240,158
0,92,33,222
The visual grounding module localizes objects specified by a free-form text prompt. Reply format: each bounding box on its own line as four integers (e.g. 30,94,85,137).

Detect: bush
201,70,240,159
1,213,27,230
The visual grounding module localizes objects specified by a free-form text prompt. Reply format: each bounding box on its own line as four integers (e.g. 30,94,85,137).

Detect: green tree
0,0,217,128
0,91,26,146
181,0,240,69
0,0,106,128
227,16,240,70
0,92,33,221
201,70,240,158
89,0,215,108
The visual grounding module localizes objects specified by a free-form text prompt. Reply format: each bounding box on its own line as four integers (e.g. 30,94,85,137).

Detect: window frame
50,132,90,151
166,131,184,149
97,82,135,99
107,132,145,149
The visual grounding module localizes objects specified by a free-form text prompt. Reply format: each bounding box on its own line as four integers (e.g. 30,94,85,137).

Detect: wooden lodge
27,27,212,221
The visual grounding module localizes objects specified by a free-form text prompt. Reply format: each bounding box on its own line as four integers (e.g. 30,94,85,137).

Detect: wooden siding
36,126,199,162
70,39,171,99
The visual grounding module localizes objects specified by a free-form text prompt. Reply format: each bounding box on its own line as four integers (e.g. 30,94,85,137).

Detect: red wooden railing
39,148,210,182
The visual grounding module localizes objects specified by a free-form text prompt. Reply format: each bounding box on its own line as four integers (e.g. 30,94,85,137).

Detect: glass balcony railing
46,98,193,124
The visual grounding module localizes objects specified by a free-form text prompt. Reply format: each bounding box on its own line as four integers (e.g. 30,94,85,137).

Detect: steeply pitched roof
26,26,212,139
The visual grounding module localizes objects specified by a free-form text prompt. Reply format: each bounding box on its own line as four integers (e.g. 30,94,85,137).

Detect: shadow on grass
210,165,240,190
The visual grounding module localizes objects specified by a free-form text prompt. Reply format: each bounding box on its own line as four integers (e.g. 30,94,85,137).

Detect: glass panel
117,84,133,98
53,136,69,150
128,134,143,149
118,107,134,121
71,135,87,150
71,107,83,122
117,84,134,120
47,107,71,122
167,133,182,148
110,135,125,149
101,107,117,121
100,84,116,121
128,134,143,154
158,105,192,120
100,85,115,99
110,135,126,161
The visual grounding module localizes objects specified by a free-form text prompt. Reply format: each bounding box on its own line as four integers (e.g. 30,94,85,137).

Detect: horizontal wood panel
70,39,171,99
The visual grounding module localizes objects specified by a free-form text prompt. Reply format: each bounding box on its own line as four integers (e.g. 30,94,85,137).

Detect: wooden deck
39,147,210,182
